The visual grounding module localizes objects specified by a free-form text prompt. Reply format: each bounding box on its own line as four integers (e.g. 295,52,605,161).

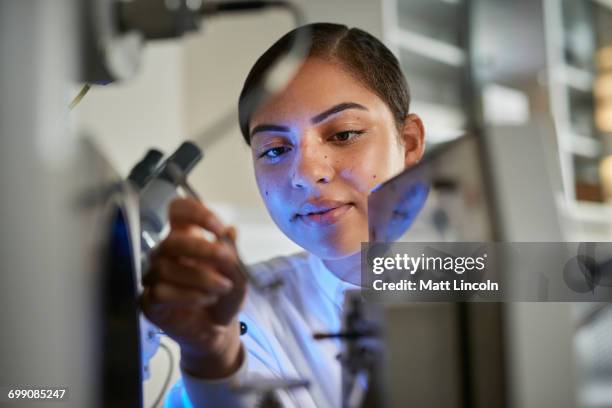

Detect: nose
290,142,333,189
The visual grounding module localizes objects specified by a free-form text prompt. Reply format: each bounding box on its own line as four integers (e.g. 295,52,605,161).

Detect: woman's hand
140,197,248,378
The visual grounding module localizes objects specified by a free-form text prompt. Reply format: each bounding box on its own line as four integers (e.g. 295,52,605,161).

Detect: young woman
141,23,425,407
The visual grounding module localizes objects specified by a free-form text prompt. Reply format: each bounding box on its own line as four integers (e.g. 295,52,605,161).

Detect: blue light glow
163,379,194,408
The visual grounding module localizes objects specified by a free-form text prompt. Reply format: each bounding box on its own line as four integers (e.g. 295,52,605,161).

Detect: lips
294,200,353,226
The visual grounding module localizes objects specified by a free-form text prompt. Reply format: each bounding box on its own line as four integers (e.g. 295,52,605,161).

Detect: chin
298,236,362,260
279,217,368,260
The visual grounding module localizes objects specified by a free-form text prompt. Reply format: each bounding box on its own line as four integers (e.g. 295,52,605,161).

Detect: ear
400,113,425,168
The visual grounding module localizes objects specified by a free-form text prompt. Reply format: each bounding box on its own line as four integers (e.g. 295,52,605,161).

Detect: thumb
224,226,238,243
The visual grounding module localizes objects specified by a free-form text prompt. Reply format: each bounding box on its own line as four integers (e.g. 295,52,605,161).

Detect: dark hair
238,22,410,145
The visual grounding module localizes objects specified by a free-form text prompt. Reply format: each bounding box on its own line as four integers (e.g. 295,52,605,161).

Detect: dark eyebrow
249,102,368,139
250,124,291,139
311,102,368,124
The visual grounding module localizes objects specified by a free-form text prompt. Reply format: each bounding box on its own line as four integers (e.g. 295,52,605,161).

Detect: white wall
75,42,186,176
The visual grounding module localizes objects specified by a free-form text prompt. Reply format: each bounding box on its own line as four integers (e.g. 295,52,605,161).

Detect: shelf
388,0,468,146
398,45,465,110
397,0,462,18
569,132,603,158
395,0,463,47
391,28,465,67
411,100,466,144
558,196,612,224
424,128,465,145
566,85,597,136
592,0,612,11
555,65,594,92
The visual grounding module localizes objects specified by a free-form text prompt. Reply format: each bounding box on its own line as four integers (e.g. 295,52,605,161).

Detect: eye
330,130,365,143
259,146,291,160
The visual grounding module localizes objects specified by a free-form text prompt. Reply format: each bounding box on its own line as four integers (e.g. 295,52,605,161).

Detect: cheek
255,168,276,202
254,167,290,219
340,141,403,192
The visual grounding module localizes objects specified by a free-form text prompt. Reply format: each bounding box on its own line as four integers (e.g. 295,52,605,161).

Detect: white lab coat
167,252,359,408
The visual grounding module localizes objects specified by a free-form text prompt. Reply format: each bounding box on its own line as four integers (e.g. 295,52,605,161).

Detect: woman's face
249,57,424,260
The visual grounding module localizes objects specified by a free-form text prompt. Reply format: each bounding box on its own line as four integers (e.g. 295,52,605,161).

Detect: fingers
144,283,219,308
225,226,238,243
169,198,227,236
155,231,235,265
151,257,234,296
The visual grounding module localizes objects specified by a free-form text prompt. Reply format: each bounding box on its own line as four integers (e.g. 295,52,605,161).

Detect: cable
68,84,91,110
150,342,175,408
200,1,305,25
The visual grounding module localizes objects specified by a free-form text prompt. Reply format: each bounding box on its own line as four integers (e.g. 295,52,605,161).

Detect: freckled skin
249,57,424,260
